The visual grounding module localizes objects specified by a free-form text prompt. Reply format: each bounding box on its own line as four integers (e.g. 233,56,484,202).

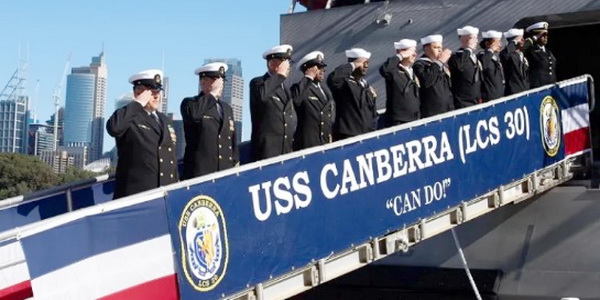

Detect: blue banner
164,81,588,298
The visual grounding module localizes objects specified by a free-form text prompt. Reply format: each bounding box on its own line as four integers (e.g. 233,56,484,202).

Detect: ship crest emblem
540,96,561,157
179,195,228,291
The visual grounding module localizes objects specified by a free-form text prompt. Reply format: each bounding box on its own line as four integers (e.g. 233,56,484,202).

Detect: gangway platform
0,76,594,299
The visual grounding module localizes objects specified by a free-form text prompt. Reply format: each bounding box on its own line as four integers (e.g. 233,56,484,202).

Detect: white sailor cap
526,21,549,33
394,39,417,50
194,62,228,79
420,34,443,45
457,26,479,36
262,44,293,60
297,51,327,70
482,30,502,39
128,69,163,90
503,28,524,39
345,48,371,59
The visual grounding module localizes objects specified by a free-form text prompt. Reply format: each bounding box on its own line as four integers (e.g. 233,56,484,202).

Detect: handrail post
66,188,74,212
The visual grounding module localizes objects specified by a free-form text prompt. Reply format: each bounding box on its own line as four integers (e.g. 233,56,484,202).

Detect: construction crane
30,80,40,123
53,54,71,151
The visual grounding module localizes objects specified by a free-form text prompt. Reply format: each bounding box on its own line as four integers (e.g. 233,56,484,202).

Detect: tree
57,167,98,185
0,153,59,199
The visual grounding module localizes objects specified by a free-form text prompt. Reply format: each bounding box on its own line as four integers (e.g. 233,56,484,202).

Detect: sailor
478,30,505,102
413,34,454,118
327,48,377,141
291,51,334,150
107,69,178,199
524,21,557,88
379,39,420,126
448,25,482,108
180,62,238,179
250,44,297,161
500,28,529,95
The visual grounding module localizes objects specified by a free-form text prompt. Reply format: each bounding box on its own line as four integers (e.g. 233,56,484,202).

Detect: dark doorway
550,23,600,162
551,23,600,186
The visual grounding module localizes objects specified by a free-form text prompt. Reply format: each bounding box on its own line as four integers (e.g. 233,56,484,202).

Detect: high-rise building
168,113,185,160
40,150,74,174
0,95,29,153
28,123,54,156
58,144,88,169
204,58,243,143
0,63,29,154
160,76,169,114
46,107,64,147
64,51,107,164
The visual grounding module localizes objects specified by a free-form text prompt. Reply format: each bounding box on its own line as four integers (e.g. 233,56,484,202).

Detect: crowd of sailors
107,21,557,199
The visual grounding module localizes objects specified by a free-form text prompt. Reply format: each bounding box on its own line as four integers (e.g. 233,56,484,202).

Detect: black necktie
152,113,163,130
216,101,223,118
316,83,327,101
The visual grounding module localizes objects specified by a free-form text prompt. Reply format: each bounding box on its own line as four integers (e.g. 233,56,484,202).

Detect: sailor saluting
250,44,297,161
379,39,421,126
107,69,179,199
449,25,482,108
524,21,557,88
413,34,454,118
327,48,377,141
181,62,239,179
291,51,334,150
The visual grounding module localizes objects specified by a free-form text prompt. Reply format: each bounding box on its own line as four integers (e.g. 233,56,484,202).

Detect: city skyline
1,1,303,153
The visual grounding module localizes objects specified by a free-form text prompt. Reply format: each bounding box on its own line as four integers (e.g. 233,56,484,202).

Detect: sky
0,0,306,153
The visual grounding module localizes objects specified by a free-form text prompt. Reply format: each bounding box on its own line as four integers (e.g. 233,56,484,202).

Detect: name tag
271,96,282,102
309,96,319,101
138,124,150,130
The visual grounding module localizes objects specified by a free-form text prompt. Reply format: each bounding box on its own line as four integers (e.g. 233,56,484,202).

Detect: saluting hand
305,66,318,80
491,39,503,53
399,48,416,59
210,78,224,98
277,59,290,78
369,86,377,98
134,90,153,107
438,49,452,63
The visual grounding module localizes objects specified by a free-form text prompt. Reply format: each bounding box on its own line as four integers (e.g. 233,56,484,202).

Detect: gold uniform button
219,155,222,159
219,145,222,148
160,172,164,176
170,161,174,164
160,158,163,163
228,146,232,149
168,147,172,152
284,135,287,138
218,135,221,138
158,146,162,150
229,157,232,160
170,174,174,178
